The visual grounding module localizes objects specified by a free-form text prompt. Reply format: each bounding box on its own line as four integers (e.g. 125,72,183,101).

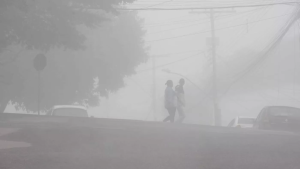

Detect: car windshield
269,107,300,117
238,118,254,125
52,108,88,117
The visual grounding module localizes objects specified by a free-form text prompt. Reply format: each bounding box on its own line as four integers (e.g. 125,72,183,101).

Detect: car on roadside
47,105,89,118
228,116,255,128
254,106,300,133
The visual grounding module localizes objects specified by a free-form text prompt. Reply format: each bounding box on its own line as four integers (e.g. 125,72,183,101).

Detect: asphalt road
0,114,299,169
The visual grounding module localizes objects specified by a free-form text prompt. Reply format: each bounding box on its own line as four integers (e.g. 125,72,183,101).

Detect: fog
1,0,299,126
90,1,299,126
2,1,300,169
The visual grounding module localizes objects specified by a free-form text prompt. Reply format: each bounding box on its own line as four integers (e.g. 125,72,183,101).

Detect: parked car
254,106,300,132
228,116,255,128
47,105,88,118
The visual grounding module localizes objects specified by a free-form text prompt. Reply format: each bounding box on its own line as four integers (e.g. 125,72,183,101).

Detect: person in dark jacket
163,80,177,123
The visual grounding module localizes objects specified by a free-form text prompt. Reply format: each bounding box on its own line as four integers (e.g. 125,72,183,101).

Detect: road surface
0,114,299,169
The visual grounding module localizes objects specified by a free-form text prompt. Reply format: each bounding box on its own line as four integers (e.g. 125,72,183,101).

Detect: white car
47,105,89,118
228,116,255,128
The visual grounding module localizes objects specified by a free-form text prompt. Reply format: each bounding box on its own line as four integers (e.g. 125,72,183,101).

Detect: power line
127,3,272,27
150,49,204,57
131,0,292,7
147,7,265,34
217,6,272,56
137,51,207,73
143,7,253,27
127,77,152,98
143,14,197,26
222,8,300,96
145,19,203,27
143,0,173,8
214,8,291,98
146,12,293,42
117,1,299,10
134,0,286,2
216,6,272,61
208,6,270,59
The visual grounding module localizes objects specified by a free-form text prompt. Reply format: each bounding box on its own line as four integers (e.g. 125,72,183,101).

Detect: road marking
0,128,31,150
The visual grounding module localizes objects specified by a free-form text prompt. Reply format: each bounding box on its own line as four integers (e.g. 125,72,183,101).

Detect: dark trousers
163,107,176,123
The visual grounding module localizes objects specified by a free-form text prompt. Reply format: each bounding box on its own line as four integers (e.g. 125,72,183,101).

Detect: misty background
1,0,300,126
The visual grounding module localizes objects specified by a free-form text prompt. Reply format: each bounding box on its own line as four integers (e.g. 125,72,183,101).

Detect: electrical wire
143,0,173,8
117,1,300,10
147,7,265,34
145,6,265,28
218,8,293,97
131,0,292,7
137,51,207,73
150,49,204,57
216,6,272,65
222,8,300,96
127,77,152,98
216,7,270,56
146,12,293,42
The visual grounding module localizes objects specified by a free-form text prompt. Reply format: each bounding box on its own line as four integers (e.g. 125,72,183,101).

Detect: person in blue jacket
175,78,186,123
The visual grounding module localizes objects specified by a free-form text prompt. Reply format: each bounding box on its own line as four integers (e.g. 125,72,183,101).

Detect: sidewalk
0,128,31,150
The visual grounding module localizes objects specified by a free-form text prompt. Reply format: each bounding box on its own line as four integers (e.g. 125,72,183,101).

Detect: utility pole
33,54,47,116
37,72,41,115
191,9,235,126
150,54,170,121
210,9,219,126
152,56,157,121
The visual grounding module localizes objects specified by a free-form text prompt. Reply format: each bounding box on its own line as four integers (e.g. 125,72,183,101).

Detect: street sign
33,54,47,71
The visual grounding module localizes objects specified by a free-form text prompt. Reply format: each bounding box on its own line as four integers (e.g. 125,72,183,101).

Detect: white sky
6,0,300,125
88,1,297,125
92,0,299,125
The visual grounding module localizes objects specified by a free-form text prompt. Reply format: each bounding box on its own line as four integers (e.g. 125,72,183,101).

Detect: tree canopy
0,0,134,52
0,0,148,113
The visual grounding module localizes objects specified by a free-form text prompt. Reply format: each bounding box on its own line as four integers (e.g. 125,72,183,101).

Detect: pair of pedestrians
163,78,185,123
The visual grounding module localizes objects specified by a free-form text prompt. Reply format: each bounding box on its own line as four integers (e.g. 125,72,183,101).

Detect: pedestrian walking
163,80,177,123
175,78,186,123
